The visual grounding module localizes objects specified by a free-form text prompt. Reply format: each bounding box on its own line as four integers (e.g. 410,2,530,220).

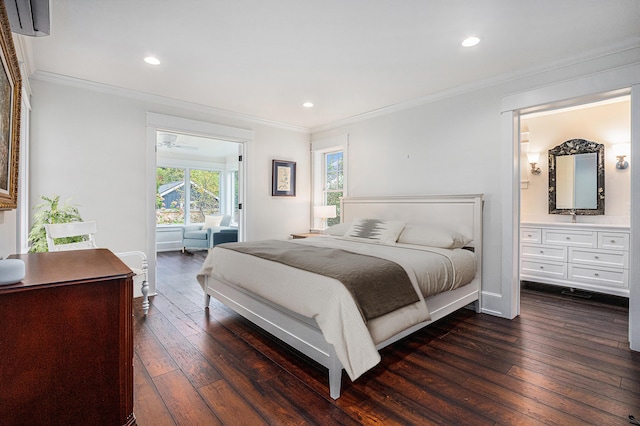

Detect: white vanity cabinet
520,223,630,297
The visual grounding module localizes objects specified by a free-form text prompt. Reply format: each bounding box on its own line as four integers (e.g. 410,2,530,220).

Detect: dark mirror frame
548,138,605,215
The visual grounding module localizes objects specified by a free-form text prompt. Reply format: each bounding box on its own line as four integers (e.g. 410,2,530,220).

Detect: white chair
45,221,150,315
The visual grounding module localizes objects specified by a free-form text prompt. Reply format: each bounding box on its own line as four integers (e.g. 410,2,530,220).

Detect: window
232,170,240,215
323,151,343,227
312,134,348,229
189,169,220,223
156,167,220,225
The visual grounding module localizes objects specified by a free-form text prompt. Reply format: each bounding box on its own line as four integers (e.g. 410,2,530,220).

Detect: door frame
145,113,252,298
499,63,640,349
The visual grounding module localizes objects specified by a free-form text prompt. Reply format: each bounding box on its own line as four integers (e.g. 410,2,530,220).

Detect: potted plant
28,195,84,253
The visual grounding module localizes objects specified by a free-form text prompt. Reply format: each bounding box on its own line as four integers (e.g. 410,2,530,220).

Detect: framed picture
0,1,22,210
272,160,296,197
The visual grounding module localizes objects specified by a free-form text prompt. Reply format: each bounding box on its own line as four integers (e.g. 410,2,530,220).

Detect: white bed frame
203,194,483,399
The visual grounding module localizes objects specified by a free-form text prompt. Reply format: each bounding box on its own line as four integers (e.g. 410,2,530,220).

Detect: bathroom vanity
520,222,630,297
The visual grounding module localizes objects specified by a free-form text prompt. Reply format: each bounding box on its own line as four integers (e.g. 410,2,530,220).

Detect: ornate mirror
548,139,604,215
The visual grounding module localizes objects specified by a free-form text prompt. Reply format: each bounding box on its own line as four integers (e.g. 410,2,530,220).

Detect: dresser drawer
521,260,566,279
568,265,628,289
542,229,597,248
521,228,541,244
597,232,629,251
569,248,628,269
521,244,566,262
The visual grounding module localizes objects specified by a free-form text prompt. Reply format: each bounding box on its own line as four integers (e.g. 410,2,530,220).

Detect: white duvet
196,236,476,380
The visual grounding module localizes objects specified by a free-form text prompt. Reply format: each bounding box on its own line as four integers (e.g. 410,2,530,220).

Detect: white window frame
311,134,348,230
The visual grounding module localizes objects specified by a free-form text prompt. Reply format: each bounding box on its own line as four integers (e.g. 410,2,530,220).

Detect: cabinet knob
539,266,544,269
566,237,570,240
594,256,599,259
594,273,599,277
527,234,532,238
540,250,544,253
610,240,616,243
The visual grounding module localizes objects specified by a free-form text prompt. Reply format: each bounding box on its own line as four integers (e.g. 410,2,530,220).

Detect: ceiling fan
157,133,198,150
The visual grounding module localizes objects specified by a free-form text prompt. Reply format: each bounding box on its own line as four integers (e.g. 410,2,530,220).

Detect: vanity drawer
521,244,566,262
568,265,628,289
569,248,628,269
521,228,541,244
521,260,566,280
597,232,629,251
542,229,597,248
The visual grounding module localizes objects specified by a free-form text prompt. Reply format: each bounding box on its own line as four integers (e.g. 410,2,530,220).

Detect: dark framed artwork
272,160,296,196
0,1,22,210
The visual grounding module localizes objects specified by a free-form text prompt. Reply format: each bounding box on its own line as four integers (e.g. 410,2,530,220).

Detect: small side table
291,232,324,239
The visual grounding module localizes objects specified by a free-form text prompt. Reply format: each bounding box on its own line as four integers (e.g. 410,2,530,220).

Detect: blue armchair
182,215,235,252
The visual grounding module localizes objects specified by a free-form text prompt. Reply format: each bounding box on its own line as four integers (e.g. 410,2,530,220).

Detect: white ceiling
156,132,239,161
23,0,640,130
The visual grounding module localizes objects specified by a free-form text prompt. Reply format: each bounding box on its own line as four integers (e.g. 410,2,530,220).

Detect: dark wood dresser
1,249,136,425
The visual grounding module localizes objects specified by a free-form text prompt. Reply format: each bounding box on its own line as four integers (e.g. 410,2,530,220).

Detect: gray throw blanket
218,240,419,322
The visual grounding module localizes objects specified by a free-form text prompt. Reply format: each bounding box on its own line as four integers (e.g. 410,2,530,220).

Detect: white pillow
397,224,472,249
325,222,352,236
202,215,224,230
343,218,405,245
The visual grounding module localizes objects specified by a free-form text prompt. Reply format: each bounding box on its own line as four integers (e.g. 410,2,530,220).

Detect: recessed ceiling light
144,56,161,65
461,36,480,47
303,102,314,108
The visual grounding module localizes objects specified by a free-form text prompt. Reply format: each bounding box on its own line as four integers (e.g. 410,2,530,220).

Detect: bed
197,194,483,399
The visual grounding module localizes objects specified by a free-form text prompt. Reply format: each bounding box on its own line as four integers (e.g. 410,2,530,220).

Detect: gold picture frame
0,1,22,210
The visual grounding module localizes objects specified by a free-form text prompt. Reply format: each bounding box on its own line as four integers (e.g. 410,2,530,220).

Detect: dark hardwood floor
132,251,640,425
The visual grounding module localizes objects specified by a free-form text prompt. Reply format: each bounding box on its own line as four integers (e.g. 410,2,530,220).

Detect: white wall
0,210,17,259
26,78,310,294
521,100,631,224
313,86,505,314
312,47,640,318
246,124,311,239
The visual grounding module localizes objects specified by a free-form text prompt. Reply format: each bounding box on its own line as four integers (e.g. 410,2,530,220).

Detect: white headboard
341,194,483,244
340,193,484,289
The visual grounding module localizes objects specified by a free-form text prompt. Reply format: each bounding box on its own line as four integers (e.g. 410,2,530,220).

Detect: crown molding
311,37,640,133
29,71,311,134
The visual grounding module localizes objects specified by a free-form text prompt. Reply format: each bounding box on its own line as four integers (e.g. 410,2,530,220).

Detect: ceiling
22,0,640,130
156,132,239,161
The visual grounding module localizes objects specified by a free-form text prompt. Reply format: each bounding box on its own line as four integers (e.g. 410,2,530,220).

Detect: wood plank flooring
132,251,640,425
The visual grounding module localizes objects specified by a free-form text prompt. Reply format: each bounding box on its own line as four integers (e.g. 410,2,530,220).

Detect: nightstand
290,232,323,239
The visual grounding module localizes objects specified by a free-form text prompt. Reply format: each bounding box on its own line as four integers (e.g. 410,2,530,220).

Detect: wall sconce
527,152,541,175
613,143,630,170
314,205,337,231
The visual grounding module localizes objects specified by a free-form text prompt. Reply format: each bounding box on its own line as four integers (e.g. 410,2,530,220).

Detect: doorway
155,131,244,251
500,67,639,348
145,113,252,299
518,96,631,310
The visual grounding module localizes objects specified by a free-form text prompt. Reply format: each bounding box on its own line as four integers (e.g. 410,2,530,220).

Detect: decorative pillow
343,218,405,245
325,222,352,236
397,224,472,249
202,215,224,230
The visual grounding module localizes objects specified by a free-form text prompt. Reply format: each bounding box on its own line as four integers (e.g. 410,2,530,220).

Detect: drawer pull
566,237,571,240
527,234,532,237
610,239,616,243
539,266,544,269
594,273,599,277
594,256,599,259
539,250,544,254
